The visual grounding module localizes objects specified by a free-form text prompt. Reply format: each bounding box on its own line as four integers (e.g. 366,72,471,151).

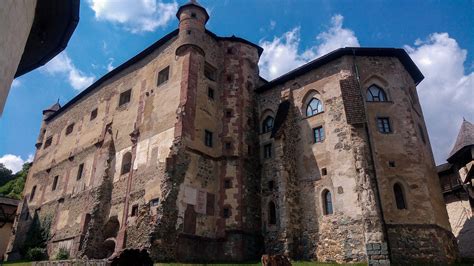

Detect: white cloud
88,0,178,33
259,14,359,80
42,52,95,91
107,58,115,72
0,154,32,173
11,79,21,88
405,33,474,163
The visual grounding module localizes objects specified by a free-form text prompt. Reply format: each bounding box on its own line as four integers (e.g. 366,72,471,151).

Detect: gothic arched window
322,189,333,215
367,85,388,102
306,98,324,117
121,152,132,175
268,201,277,225
393,183,407,210
262,116,274,133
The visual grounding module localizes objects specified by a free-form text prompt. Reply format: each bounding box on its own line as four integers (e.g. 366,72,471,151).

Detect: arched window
262,116,274,133
268,201,277,225
306,98,323,117
367,85,388,102
322,190,333,215
121,152,132,175
393,183,407,210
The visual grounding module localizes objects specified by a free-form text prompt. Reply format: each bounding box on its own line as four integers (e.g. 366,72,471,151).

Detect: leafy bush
0,162,30,199
26,247,46,261
55,248,70,260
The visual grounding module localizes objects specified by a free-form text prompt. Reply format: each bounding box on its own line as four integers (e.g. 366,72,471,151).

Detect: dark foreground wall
387,224,459,264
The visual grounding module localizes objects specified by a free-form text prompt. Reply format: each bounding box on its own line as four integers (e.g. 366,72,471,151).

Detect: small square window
157,66,170,86
225,142,232,150
77,163,84,180
224,179,232,189
131,205,139,216
208,87,214,100
321,168,327,176
377,117,392,133
313,126,325,143
205,130,213,147
389,161,396,167
119,89,132,107
225,109,232,118
223,207,231,218
191,12,197,18
52,176,59,191
264,143,272,159
150,198,159,207
227,48,233,54
44,136,53,149
204,62,217,81
65,123,74,135
90,108,98,121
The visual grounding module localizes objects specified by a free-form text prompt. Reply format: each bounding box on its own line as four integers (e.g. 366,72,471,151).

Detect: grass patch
2,261,32,266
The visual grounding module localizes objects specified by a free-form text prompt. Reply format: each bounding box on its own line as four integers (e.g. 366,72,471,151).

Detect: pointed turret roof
447,118,474,162
42,102,61,114
176,0,209,22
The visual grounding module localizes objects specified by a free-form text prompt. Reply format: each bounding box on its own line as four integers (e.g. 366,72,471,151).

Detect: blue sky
1,0,473,172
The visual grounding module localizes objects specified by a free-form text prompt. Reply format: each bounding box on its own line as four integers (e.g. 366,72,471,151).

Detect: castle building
6,1,458,264
437,119,474,259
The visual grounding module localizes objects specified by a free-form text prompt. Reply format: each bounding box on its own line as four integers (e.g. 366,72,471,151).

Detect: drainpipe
351,49,392,262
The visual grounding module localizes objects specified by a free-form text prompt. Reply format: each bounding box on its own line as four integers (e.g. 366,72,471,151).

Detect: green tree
0,163,13,186
0,162,30,199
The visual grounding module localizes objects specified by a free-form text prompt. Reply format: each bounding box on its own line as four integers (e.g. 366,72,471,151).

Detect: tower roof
42,102,61,114
176,0,209,22
447,118,474,162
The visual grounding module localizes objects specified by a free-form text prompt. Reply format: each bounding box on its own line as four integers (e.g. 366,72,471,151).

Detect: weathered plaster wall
0,0,37,115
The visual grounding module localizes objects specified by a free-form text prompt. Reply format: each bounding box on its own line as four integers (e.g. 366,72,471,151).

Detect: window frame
52,176,59,191
121,152,132,175
207,87,214,100
204,62,217,81
367,84,388,102
262,116,274,134
118,89,132,107
65,123,74,136
322,189,333,215
393,183,407,210
44,136,53,149
306,97,324,117
263,143,272,159
157,66,170,86
313,126,325,143
90,108,98,121
30,185,37,201
204,130,213,147
77,163,84,180
376,117,392,134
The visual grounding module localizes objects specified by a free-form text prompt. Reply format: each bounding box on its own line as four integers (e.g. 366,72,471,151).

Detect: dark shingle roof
257,47,424,93
448,119,474,162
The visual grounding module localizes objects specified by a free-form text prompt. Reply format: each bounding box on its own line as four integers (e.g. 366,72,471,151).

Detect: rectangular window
157,66,170,86
204,62,217,81
30,186,37,201
377,117,392,133
224,179,232,189
90,108,98,121
313,126,325,143
52,176,59,191
66,123,74,135
205,130,213,147
44,136,53,149
77,163,84,180
223,207,230,218
208,87,214,99
264,143,272,159
131,205,139,216
118,89,131,107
